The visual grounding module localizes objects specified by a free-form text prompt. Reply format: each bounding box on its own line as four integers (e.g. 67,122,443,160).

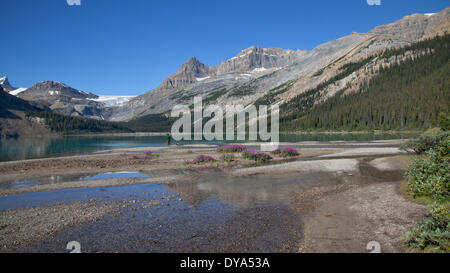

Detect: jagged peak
181,56,203,68
187,56,199,62
31,81,69,89
177,57,210,76
0,76,9,85
0,76,17,91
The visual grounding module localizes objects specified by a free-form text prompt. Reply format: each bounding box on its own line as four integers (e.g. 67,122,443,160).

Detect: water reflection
0,133,417,162
166,172,341,208
0,171,343,211
0,172,150,190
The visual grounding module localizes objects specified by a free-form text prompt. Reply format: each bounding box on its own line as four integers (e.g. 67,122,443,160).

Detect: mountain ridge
105,8,449,121
2,7,449,126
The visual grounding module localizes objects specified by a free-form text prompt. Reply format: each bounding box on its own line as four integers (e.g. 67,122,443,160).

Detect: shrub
217,144,247,153
144,150,153,156
404,136,450,252
191,155,216,164
220,154,235,163
404,202,450,252
272,146,299,157
242,150,272,162
406,138,449,198
438,112,450,131
401,131,449,154
429,202,450,228
403,220,450,252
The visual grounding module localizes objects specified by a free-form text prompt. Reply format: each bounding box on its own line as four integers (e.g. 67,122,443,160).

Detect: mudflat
0,140,426,253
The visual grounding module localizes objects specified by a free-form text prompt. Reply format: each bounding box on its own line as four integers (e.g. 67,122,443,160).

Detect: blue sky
0,0,448,95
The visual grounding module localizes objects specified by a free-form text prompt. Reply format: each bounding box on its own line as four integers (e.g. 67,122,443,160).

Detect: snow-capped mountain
1,77,137,119
0,76,27,95
104,7,450,121
2,7,448,123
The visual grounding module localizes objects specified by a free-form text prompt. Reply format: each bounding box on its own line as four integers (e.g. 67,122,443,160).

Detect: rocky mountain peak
19,80,98,102
30,81,69,91
0,76,16,92
184,56,200,65
179,57,211,77
159,57,214,90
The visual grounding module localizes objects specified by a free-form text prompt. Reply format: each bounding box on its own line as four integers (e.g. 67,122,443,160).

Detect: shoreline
4,130,422,138
0,140,425,253
0,139,406,164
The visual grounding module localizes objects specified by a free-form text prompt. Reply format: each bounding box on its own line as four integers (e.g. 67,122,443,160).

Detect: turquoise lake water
0,132,416,162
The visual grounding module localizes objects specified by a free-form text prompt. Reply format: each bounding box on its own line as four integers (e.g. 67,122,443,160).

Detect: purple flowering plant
217,144,247,153
242,149,272,162
271,146,299,157
220,154,235,163
191,154,216,164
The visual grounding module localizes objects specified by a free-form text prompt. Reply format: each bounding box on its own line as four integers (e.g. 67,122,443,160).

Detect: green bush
241,150,272,162
438,112,450,131
401,131,449,154
404,202,449,252
220,154,235,163
404,136,449,252
271,146,299,157
406,138,449,198
429,202,450,228
404,219,449,252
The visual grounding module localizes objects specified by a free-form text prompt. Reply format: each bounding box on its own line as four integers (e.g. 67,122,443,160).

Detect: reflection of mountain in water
0,137,58,161
164,172,342,208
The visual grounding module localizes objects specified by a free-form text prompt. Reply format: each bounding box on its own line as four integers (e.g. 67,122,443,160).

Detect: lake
0,132,416,162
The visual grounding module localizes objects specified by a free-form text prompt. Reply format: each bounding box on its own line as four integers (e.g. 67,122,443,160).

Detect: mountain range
1,7,449,132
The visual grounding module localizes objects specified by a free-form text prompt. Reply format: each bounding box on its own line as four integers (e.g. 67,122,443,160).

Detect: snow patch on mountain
9,88,28,96
90,96,135,107
251,67,267,73
196,76,211,82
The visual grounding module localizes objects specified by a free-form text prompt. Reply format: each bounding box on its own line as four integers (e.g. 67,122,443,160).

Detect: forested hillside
25,111,133,134
17,34,450,134
0,86,38,119
281,34,450,131
24,111,175,134
123,114,176,132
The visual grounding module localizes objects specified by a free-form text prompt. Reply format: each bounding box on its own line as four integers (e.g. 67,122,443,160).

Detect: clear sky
1,0,448,95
